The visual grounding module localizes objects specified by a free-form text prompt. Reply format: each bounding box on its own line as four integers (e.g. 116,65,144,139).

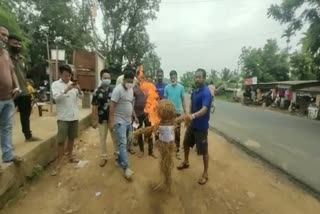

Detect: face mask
101,79,111,86
125,83,134,89
0,40,6,49
9,46,21,54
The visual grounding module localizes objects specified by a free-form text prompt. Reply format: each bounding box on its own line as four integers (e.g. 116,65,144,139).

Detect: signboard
51,50,65,61
252,77,257,85
244,77,258,86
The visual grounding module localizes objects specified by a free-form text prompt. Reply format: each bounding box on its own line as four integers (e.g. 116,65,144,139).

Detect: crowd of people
0,25,213,185
87,65,213,184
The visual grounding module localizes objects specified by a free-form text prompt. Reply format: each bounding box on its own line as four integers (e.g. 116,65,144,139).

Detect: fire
137,65,160,125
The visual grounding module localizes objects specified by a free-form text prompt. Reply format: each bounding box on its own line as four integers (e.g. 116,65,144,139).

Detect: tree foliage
268,0,320,79
0,2,26,40
98,0,161,68
141,50,161,77
239,39,290,82
180,71,195,88
3,0,94,83
290,50,317,80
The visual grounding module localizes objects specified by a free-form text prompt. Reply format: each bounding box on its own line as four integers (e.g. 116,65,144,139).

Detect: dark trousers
175,113,181,152
137,113,153,154
15,95,32,139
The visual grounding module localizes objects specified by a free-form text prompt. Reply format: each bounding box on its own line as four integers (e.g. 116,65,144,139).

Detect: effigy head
158,99,176,121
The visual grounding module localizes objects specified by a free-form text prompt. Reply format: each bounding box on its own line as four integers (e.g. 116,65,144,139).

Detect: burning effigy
134,66,191,191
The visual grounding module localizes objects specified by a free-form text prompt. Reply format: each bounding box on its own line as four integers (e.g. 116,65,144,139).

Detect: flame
137,65,160,125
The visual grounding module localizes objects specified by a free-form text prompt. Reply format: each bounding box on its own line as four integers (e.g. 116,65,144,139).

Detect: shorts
56,120,79,144
183,125,208,155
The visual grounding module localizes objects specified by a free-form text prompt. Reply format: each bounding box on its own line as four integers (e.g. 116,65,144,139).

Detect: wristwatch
191,114,196,120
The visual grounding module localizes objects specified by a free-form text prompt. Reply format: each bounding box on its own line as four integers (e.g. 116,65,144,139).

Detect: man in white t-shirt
51,64,83,176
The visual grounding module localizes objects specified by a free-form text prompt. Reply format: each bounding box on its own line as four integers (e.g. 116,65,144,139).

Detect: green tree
0,3,25,38
98,0,161,69
207,69,220,85
239,39,290,82
142,50,161,77
268,0,320,79
4,0,94,83
180,71,194,88
290,51,317,80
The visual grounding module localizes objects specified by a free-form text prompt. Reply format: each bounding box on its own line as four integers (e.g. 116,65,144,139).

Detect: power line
161,0,217,4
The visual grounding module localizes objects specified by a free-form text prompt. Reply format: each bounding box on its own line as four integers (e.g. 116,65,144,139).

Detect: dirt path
2,127,320,214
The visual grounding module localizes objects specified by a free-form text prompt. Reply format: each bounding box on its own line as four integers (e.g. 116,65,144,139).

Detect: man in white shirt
51,64,83,176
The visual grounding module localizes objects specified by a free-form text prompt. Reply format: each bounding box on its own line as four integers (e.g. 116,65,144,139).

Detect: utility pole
55,46,59,81
90,0,98,52
46,36,53,113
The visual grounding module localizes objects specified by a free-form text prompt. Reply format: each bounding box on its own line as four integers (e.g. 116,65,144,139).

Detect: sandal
128,149,136,155
51,169,58,176
69,157,80,163
198,177,209,185
99,159,107,167
149,153,157,159
177,162,190,170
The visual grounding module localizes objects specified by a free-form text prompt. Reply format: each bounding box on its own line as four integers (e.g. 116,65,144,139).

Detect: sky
146,0,303,77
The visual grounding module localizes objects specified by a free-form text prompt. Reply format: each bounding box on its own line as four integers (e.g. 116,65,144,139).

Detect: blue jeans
114,123,132,170
0,99,15,162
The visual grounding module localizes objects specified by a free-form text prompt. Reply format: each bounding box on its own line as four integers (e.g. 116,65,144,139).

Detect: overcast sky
146,0,302,77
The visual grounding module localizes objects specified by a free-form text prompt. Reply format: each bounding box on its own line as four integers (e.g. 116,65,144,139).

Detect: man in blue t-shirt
177,68,211,185
154,69,166,100
164,70,187,159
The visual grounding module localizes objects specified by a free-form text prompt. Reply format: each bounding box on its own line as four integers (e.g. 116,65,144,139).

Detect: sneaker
4,156,24,165
124,168,134,179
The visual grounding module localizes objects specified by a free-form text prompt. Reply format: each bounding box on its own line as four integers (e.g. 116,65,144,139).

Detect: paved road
210,100,320,193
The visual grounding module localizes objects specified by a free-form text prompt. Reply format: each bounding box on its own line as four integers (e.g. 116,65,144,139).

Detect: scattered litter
247,191,256,199
95,192,102,197
75,160,89,169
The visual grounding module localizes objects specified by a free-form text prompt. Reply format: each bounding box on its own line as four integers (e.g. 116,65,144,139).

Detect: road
3,126,320,214
210,100,320,193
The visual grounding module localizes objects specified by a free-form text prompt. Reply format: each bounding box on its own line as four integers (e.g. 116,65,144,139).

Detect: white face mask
101,79,111,86
0,40,6,49
125,83,134,89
